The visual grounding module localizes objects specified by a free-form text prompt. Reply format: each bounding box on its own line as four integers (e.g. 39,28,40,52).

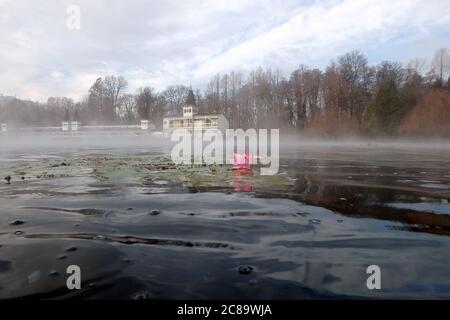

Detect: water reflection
232,169,253,192
1,138,450,299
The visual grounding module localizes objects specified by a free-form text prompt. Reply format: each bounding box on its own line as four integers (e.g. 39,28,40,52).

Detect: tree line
0,47,449,137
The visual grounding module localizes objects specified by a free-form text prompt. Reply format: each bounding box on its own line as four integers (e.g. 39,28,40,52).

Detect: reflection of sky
418,183,450,190
387,202,450,215
205,194,450,298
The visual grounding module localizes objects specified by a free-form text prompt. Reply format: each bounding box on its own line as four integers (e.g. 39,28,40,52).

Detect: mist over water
0,131,450,299
1,0,449,304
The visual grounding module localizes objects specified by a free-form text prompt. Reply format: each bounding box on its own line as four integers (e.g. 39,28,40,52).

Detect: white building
62,121,69,132
71,121,79,131
163,90,229,135
140,119,149,130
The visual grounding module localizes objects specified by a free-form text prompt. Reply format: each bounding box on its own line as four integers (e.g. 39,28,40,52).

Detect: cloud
0,0,449,102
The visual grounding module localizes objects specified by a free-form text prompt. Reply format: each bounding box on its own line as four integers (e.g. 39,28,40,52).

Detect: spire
185,89,196,106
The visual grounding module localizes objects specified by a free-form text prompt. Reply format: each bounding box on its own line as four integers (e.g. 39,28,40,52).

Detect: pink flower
232,152,252,170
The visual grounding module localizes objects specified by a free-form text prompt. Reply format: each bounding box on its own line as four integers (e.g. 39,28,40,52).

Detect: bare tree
290,66,307,129
103,76,128,122
120,94,137,123
337,51,374,123
431,47,450,85
162,85,189,116
87,78,106,123
47,97,74,121
303,68,322,119
407,57,426,74
1,49,449,137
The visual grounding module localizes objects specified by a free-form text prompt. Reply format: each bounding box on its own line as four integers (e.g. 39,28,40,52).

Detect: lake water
0,133,449,299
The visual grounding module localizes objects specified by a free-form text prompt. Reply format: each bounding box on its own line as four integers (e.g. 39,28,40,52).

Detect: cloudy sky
0,0,449,102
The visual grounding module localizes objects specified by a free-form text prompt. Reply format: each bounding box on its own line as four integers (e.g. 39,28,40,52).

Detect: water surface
0,133,449,299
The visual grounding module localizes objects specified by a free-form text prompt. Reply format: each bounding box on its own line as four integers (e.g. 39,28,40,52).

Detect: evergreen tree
364,78,405,136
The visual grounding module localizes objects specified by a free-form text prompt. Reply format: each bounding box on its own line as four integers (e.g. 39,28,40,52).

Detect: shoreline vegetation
1,48,449,138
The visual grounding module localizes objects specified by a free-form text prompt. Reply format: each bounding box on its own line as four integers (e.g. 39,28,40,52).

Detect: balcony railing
167,123,219,129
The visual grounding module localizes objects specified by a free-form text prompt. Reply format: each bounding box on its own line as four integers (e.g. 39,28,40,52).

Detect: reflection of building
71,121,79,131
232,170,253,192
61,110,81,132
163,89,229,136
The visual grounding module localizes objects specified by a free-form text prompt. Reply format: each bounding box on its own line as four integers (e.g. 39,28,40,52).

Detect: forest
0,47,449,137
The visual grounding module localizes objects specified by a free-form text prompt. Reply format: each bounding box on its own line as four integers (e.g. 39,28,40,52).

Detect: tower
183,89,198,118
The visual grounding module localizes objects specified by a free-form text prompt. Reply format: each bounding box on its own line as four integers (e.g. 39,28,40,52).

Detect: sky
0,0,449,102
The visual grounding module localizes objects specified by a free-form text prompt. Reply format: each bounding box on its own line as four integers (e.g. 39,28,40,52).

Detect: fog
1,131,450,153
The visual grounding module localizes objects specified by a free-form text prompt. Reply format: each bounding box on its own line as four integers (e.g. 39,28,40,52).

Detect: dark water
0,134,450,299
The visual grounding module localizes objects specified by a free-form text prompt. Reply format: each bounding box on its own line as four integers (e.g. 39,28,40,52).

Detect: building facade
163,90,229,136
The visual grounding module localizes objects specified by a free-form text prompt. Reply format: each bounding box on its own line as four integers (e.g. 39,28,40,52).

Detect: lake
0,133,449,299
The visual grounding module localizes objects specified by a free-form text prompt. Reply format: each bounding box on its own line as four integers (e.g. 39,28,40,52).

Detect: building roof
163,113,223,120
195,113,223,117
186,89,196,106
